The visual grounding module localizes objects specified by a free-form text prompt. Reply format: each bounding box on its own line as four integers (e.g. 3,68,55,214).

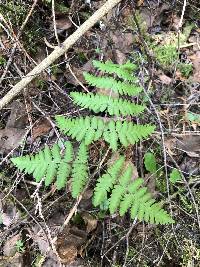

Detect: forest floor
0,0,200,266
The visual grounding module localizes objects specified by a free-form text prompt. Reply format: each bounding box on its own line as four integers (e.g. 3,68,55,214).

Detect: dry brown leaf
165,136,200,157
81,212,97,233
0,101,28,153
6,101,28,128
0,253,24,267
55,17,72,31
113,49,126,64
110,31,134,53
64,60,93,86
32,118,52,140
56,225,87,264
158,73,173,85
189,51,200,82
144,174,157,196
3,234,21,257
0,128,26,153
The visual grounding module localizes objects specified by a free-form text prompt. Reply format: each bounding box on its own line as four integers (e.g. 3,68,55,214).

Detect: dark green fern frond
83,73,142,96
70,92,145,116
92,60,138,81
93,157,174,225
71,143,89,198
55,116,155,151
93,156,125,207
11,142,73,189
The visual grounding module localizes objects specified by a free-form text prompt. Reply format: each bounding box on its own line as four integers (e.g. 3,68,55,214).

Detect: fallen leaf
144,173,157,196
165,136,200,157
158,73,173,85
113,49,126,64
55,17,72,31
3,234,21,257
0,253,24,267
0,128,26,153
189,51,200,82
0,197,21,227
32,118,52,140
6,101,28,129
110,31,134,53
64,60,94,86
56,225,87,264
81,212,97,233
0,101,28,153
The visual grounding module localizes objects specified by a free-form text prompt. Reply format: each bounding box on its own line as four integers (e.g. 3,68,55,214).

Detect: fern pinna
93,157,174,225
55,116,155,151
11,142,88,196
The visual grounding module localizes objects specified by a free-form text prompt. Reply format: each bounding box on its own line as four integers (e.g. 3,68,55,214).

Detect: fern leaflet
55,116,155,151
70,92,145,116
83,73,142,96
93,156,125,207
11,142,73,189
93,157,174,225
92,60,138,81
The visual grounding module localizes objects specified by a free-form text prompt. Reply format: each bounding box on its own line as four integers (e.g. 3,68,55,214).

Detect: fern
70,92,145,116
93,157,174,225
55,116,155,151
11,142,73,189
92,60,138,81
71,143,89,198
10,60,172,225
83,73,142,96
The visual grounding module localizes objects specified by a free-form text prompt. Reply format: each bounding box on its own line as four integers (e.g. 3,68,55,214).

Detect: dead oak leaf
32,118,52,140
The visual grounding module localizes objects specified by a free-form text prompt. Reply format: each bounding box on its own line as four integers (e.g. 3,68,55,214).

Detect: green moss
0,56,6,66
177,62,193,78
153,44,178,67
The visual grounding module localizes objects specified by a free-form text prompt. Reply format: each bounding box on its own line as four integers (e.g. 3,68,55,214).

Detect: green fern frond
83,73,142,96
92,60,138,81
70,92,145,116
93,157,174,225
55,116,155,151
71,143,89,198
11,142,73,189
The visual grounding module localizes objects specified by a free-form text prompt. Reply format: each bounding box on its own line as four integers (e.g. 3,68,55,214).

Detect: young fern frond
71,143,89,198
55,116,155,151
93,157,174,225
70,92,145,116
83,73,142,96
11,142,73,189
92,60,138,81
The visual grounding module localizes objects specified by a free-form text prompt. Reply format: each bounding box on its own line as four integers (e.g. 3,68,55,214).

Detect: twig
0,0,122,110
178,0,187,29
52,0,60,46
